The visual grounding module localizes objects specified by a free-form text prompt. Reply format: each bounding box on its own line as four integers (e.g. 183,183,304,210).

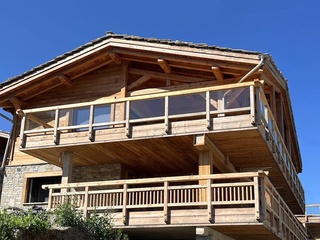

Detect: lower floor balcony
43,171,306,240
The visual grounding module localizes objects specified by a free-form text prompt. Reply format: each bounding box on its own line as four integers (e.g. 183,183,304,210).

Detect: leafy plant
53,199,83,227
0,210,15,240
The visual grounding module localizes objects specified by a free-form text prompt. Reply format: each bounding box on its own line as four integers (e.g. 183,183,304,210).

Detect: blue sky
0,1,319,205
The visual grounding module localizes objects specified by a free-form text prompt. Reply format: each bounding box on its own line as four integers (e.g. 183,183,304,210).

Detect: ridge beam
194,134,237,173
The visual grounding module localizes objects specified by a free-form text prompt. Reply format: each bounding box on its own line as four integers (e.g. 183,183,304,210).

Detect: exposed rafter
157,59,173,73
109,50,122,64
9,97,25,112
57,74,73,87
211,66,224,82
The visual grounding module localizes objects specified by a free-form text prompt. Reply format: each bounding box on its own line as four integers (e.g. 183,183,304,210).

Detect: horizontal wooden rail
23,81,260,114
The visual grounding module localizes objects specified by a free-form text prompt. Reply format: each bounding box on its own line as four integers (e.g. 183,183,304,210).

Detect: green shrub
0,208,50,240
0,210,15,240
53,199,83,227
54,201,128,240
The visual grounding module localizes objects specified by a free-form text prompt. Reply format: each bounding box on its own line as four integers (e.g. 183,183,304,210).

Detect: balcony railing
20,81,304,212
43,171,307,240
257,87,305,209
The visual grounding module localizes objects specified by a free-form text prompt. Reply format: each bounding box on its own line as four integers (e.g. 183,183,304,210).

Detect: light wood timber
157,58,173,73
61,151,73,185
211,66,224,82
194,134,236,173
127,75,151,90
109,50,122,64
57,74,73,87
129,68,212,83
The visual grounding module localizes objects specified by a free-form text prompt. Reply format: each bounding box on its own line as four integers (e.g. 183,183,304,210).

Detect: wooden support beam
211,66,224,82
57,74,73,87
109,50,122,64
129,68,211,83
27,114,53,128
9,97,25,116
158,59,173,73
127,75,151,90
194,134,236,173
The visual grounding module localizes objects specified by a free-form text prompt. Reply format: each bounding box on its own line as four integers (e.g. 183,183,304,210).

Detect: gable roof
1,32,264,89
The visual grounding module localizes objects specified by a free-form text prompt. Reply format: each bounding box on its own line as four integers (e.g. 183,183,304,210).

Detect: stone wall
0,164,61,208
0,163,121,208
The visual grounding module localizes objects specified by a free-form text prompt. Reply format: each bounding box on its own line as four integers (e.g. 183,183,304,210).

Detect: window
23,172,62,204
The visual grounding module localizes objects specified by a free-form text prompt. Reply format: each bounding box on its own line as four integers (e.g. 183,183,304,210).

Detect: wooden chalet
0,32,310,239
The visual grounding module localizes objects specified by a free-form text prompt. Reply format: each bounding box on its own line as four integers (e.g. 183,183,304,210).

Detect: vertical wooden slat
122,184,127,224
88,105,94,141
164,181,168,223
164,96,169,133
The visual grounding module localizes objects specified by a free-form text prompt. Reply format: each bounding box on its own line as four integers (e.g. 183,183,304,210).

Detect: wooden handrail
23,81,261,114
43,171,267,189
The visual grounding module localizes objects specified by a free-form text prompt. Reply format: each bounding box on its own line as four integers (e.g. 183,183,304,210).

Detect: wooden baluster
20,113,26,148
125,101,130,137
164,96,169,133
254,176,261,220
206,91,211,129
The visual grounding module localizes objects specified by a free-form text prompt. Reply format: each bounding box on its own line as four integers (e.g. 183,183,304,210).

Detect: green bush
0,210,15,240
0,202,128,240
0,208,50,240
54,201,128,240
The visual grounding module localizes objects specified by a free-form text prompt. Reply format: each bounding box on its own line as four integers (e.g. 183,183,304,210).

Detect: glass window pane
73,107,89,126
131,98,164,119
94,105,111,124
169,93,205,115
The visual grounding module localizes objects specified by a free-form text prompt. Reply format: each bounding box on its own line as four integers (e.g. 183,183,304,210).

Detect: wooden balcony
20,81,304,213
43,171,307,240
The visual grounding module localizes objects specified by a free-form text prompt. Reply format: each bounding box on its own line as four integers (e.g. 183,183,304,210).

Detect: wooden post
206,91,211,129
125,100,130,137
88,105,94,141
61,151,73,195
53,109,59,145
48,188,53,209
250,85,255,125
122,183,128,224
254,176,260,220
83,186,89,219
199,150,213,202
163,181,169,223
207,179,212,221
20,113,26,148
260,176,266,221
164,96,169,133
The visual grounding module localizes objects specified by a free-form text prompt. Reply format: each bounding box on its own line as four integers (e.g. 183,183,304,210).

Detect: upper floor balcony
19,81,304,213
